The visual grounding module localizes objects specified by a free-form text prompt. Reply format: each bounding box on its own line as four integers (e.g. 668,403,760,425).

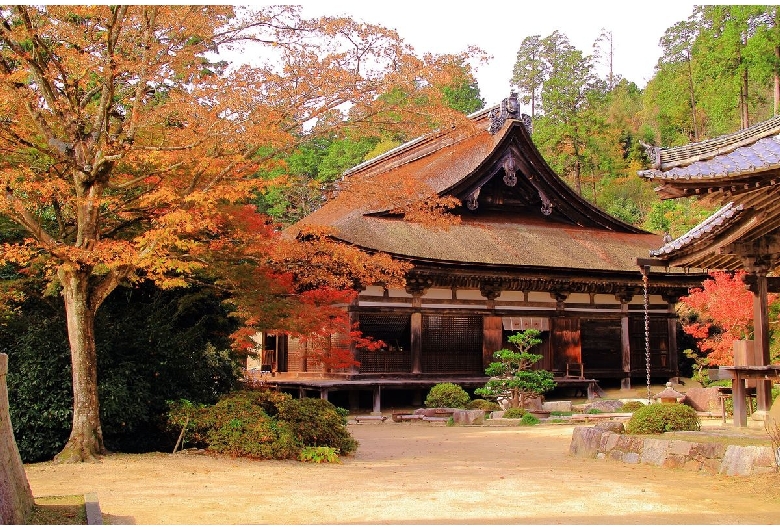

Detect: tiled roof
640,115,780,175
638,116,780,269
650,202,744,257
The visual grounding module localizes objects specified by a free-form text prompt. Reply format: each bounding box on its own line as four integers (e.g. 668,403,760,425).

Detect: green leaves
475,330,555,409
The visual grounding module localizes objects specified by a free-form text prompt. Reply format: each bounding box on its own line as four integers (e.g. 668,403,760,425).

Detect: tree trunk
54,268,106,463
741,67,750,129
0,354,34,524
775,45,780,117
687,55,699,141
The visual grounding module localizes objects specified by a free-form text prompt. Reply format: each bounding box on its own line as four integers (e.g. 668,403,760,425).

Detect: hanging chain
643,268,651,402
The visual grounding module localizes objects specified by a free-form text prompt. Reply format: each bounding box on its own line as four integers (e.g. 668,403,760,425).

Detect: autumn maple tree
0,5,477,462
677,270,778,366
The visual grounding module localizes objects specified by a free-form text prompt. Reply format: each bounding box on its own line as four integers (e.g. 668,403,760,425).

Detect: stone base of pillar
621,377,631,390
751,410,769,422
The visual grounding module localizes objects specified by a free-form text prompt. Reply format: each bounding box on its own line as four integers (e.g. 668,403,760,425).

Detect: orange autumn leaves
0,5,477,315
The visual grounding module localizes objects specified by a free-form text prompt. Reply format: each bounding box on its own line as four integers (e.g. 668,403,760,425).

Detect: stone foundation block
452,409,485,425
668,440,694,456
688,442,726,460
601,432,621,453
614,434,644,454
684,459,703,472
569,426,603,458
662,454,688,469
719,446,776,476
543,401,572,412
623,452,641,464
701,458,721,474
640,439,670,466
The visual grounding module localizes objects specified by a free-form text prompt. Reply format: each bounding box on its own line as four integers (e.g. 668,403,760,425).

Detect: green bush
502,407,525,419
619,401,646,413
520,412,540,425
466,399,501,411
626,403,701,434
299,446,340,463
276,398,357,455
172,391,359,460
424,383,470,409
187,390,298,459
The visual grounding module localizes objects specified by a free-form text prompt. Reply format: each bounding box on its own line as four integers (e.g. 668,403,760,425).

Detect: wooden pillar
320,388,329,401
483,316,503,369
663,293,681,384
372,385,382,413
732,373,748,427
405,280,429,375
348,310,359,375
617,293,632,389
752,272,773,414
667,316,679,379
620,304,631,379
410,312,422,374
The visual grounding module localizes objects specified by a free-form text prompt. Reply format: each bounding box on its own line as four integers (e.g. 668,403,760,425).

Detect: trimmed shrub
172,391,359,460
424,383,470,409
187,390,298,459
520,412,540,425
626,403,700,434
466,399,501,411
619,401,646,413
503,407,525,419
276,398,357,455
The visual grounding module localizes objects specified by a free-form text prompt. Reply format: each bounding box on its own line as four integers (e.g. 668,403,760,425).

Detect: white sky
295,1,699,109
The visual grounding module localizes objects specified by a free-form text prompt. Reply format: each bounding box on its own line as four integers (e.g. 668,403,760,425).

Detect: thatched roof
288,96,674,277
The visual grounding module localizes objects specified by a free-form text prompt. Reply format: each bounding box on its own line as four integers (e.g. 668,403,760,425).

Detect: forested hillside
256,5,780,240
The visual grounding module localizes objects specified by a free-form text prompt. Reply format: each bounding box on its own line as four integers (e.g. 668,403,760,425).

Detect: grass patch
26,495,87,525
549,411,573,416
650,432,773,447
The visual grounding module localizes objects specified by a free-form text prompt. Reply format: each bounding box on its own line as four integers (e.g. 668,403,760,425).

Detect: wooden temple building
259,94,706,411
638,115,780,426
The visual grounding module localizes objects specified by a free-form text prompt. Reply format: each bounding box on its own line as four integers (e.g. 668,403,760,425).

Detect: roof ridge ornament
488,91,532,135
639,140,662,169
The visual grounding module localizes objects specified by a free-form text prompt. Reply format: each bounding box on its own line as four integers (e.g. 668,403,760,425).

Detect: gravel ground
23,421,780,525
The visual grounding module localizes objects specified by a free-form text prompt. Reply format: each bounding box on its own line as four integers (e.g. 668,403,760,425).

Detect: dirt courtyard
24,421,780,525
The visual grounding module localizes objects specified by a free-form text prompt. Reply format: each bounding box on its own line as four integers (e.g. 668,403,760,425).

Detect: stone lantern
654,381,685,404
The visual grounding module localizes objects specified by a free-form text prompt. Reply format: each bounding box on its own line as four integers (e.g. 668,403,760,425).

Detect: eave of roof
317,214,665,274
647,185,780,270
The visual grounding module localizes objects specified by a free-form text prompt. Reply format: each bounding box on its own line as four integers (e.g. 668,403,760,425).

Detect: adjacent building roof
639,116,780,200
639,115,780,270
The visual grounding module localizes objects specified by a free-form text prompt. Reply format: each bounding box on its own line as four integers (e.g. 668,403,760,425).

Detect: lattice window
581,318,622,370
422,315,483,373
629,316,670,369
355,314,412,373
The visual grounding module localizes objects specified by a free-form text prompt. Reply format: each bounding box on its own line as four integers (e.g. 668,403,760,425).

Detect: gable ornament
488,91,533,135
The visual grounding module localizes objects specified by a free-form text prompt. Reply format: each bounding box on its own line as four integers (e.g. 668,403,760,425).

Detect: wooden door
551,317,581,372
